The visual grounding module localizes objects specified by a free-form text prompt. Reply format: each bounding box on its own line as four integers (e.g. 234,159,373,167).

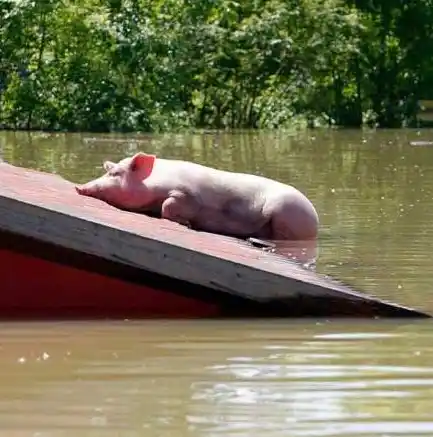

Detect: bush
0,0,431,132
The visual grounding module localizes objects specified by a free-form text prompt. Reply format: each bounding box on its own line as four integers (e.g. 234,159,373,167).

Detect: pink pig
75,152,319,241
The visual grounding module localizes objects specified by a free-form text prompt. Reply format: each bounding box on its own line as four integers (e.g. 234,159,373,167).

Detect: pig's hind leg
267,198,318,241
161,191,201,228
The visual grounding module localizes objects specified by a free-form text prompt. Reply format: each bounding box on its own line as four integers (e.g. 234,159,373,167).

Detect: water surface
1,128,433,435
0,320,432,436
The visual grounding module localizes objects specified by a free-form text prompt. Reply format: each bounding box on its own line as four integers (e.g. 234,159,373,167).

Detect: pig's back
156,158,281,190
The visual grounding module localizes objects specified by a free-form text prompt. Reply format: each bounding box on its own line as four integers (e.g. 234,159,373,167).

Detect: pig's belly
190,204,269,237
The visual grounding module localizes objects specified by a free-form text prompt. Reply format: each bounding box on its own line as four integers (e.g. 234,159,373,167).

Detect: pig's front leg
161,191,200,229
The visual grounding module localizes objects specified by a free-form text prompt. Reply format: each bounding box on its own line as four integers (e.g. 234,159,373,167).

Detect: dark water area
1,128,433,435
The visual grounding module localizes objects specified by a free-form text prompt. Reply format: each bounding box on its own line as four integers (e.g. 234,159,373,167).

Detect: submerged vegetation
1,0,432,132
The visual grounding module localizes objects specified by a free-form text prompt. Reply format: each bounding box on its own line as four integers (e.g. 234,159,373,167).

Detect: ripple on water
0,321,430,436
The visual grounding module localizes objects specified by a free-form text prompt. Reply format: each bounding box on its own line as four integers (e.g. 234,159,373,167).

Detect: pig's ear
103,161,115,172
129,152,156,178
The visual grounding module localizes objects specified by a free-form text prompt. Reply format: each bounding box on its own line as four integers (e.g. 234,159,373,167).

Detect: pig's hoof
247,237,276,250
170,218,192,229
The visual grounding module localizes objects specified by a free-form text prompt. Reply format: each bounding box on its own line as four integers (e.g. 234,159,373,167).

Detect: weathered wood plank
0,162,428,317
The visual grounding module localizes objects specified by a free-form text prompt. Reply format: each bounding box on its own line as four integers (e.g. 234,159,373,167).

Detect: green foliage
0,0,431,132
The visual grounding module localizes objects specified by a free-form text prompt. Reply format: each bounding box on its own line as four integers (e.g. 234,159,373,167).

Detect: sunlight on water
0,321,431,436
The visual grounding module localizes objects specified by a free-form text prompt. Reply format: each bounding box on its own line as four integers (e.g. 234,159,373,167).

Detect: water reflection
0,321,431,436
185,320,433,437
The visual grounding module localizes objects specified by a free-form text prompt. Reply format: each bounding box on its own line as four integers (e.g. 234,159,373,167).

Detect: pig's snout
75,179,110,202
75,185,88,195
75,184,97,196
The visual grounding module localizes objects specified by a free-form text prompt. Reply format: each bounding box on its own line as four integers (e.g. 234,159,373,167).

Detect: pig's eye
109,170,122,177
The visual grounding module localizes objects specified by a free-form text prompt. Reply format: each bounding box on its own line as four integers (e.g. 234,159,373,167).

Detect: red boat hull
0,245,220,319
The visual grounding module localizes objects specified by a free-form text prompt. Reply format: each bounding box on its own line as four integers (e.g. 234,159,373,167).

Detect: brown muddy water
1,128,433,436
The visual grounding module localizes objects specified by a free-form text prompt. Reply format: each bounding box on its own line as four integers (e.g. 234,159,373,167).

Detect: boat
0,161,428,319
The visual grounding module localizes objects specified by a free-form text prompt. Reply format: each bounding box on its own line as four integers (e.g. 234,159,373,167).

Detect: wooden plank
0,162,428,318
1,229,307,319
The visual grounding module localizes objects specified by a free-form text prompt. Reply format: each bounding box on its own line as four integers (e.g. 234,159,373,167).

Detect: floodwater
1,128,433,436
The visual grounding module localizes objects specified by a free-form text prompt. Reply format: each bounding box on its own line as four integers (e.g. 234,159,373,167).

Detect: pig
75,152,319,241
